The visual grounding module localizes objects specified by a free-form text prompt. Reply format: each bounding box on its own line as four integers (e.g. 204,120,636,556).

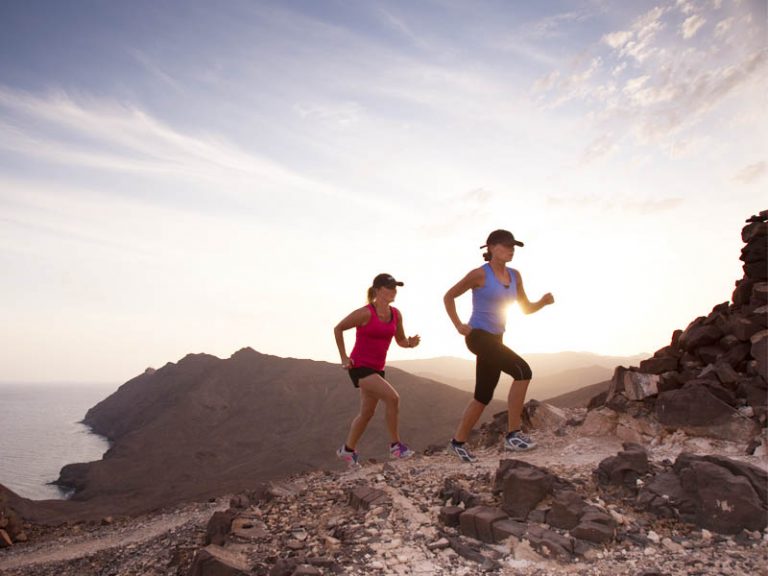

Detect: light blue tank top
469,264,518,334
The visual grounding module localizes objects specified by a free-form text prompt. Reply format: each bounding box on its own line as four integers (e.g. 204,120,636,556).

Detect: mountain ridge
6,348,504,522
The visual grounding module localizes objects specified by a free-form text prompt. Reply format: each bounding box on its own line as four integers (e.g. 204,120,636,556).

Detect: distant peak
230,347,264,360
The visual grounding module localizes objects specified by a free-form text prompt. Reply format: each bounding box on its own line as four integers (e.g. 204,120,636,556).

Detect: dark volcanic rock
656,385,755,434
639,452,768,534
678,322,723,352
595,443,649,489
494,460,559,520
677,460,767,533
546,490,585,530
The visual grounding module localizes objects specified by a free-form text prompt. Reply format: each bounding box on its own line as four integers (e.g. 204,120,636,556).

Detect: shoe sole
503,443,536,452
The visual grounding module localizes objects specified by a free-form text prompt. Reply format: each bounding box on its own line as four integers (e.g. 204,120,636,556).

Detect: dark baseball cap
480,229,524,249
372,273,404,288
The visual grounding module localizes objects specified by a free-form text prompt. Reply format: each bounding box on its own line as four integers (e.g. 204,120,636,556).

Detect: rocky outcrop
638,452,768,534
587,211,768,446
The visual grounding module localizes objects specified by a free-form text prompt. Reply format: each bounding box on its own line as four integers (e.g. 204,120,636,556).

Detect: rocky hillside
582,211,767,448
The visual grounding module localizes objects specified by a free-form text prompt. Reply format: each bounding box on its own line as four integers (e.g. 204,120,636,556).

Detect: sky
0,0,765,384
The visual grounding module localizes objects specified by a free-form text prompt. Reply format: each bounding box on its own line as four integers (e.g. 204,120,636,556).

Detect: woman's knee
358,404,377,422
384,390,400,409
473,388,494,406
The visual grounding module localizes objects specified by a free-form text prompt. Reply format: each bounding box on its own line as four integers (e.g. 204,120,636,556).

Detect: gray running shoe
448,440,477,463
504,431,537,451
336,445,361,467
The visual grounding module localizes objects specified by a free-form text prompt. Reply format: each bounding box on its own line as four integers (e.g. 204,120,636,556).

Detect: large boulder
187,545,251,576
546,490,586,530
678,321,723,352
656,385,760,440
751,329,768,380
494,460,558,520
638,452,767,534
606,366,660,403
674,454,768,534
595,443,649,489
525,400,567,431
639,354,679,375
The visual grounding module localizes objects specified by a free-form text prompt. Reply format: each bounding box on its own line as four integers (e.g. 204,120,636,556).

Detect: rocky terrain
0,420,765,576
581,211,767,449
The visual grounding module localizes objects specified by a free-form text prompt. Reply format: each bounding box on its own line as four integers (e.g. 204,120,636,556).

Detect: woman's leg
507,379,530,432
345,388,379,450
454,330,502,442
453,399,486,443
492,346,533,433
356,374,401,444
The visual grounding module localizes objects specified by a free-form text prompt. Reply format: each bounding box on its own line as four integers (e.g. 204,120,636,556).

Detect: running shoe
336,445,361,467
389,442,415,459
448,440,477,463
504,431,537,451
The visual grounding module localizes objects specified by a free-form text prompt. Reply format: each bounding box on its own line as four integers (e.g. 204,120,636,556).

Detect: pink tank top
350,304,399,371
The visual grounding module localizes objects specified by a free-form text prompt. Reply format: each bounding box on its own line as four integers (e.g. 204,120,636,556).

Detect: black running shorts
348,366,385,388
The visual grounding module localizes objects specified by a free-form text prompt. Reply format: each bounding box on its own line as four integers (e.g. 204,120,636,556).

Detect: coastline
0,383,111,500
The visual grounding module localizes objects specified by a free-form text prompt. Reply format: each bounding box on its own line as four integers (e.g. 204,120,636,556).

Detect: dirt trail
0,502,225,571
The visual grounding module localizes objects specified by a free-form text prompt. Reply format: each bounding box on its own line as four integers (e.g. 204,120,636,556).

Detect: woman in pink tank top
333,273,421,466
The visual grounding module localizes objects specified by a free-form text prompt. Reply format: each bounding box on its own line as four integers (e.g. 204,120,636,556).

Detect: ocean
0,383,112,500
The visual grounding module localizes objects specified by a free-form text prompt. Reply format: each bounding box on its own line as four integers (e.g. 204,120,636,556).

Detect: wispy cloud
580,133,619,164
606,6,668,64
0,87,356,202
533,0,767,160
546,194,684,214
423,188,494,236
733,160,767,184
681,14,707,39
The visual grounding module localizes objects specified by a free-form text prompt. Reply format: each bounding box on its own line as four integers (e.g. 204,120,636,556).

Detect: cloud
676,0,696,16
607,6,668,64
0,86,356,203
580,133,618,164
681,14,707,39
733,160,767,184
535,0,767,159
423,188,494,236
527,10,590,39
294,101,365,128
545,194,684,214
714,16,735,37
603,30,633,49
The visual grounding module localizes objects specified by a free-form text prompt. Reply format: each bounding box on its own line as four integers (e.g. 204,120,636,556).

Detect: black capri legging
465,329,533,405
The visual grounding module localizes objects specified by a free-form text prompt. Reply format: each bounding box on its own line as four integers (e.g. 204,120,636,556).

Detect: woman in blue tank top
443,229,554,462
